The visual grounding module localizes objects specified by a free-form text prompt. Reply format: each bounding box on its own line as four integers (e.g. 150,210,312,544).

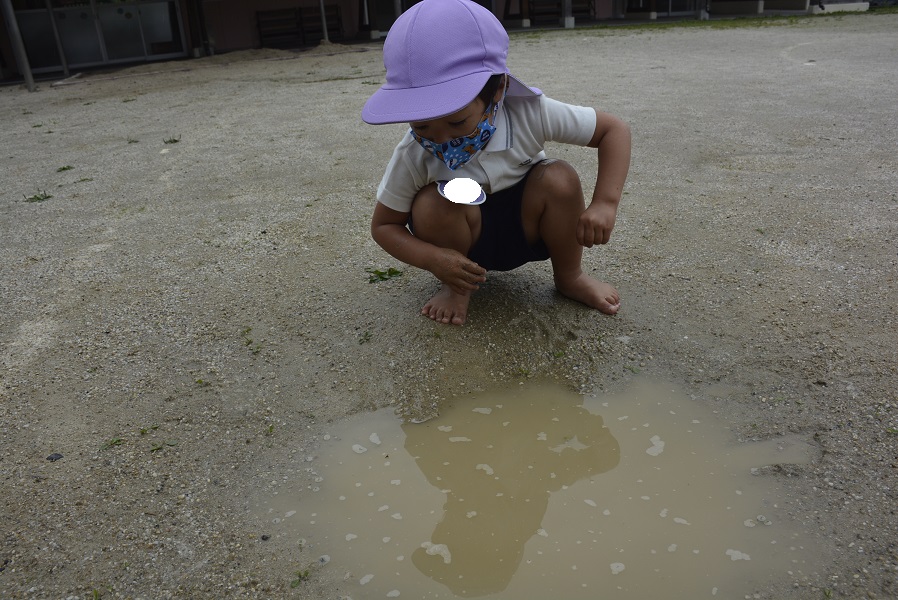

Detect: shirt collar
486,102,513,152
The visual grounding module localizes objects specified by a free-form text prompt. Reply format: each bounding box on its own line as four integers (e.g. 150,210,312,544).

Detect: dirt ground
1,12,896,600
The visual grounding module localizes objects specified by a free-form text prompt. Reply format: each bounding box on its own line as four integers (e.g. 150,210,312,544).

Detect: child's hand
430,248,487,294
577,202,618,248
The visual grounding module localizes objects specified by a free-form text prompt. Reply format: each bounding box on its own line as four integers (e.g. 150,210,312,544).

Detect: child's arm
371,202,487,294
578,110,631,248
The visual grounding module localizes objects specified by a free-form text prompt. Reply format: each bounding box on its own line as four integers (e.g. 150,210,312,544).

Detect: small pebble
46,453,63,462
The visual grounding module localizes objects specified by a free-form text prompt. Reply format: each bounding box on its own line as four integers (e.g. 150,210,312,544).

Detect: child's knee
411,183,444,219
530,158,582,195
410,183,478,241
531,159,583,199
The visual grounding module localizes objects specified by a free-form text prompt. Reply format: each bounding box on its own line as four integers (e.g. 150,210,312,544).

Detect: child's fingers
464,260,487,277
578,217,614,247
436,253,485,292
459,263,486,288
577,220,597,248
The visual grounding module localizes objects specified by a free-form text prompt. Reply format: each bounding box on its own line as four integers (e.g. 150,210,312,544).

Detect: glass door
12,0,186,73
667,0,697,14
97,2,144,60
139,1,184,56
53,2,105,64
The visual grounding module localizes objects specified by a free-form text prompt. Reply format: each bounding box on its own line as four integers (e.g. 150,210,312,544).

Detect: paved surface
1,13,896,599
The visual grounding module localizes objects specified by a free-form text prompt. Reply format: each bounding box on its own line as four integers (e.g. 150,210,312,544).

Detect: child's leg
410,183,482,325
520,160,621,315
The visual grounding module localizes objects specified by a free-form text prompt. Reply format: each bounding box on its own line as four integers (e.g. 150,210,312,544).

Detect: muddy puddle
263,381,823,598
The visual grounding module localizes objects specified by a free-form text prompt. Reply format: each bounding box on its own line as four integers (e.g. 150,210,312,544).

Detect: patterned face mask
410,97,501,171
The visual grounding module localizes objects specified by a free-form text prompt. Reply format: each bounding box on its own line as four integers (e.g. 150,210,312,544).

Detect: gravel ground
1,13,896,599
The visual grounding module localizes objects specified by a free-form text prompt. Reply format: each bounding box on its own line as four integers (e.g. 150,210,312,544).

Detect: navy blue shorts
468,168,550,272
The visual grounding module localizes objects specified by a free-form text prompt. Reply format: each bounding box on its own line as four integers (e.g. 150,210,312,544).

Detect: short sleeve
539,96,597,147
376,136,428,213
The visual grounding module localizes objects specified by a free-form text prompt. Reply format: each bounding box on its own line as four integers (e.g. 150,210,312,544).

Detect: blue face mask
410,98,501,171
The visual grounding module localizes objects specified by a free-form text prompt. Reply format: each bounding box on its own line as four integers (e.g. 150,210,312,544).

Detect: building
0,0,869,85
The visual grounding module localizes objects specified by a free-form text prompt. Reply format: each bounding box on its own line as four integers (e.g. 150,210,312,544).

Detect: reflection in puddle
265,381,822,598
405,391,619,596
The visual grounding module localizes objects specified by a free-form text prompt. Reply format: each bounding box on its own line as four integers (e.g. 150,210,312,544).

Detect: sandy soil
1,14,896,599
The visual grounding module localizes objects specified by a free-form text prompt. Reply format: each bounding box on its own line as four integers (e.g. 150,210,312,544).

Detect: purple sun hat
361,0,540,125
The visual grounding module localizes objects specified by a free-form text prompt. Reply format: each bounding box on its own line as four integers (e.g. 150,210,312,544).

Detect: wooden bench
528,0,595,23
300,4,343,44
257,8,304,48
257,5,343,48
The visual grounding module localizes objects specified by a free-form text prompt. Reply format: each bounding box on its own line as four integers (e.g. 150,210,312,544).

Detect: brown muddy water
263,381,824,598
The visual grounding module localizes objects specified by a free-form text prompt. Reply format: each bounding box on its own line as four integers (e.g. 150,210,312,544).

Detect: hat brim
362,73,540,125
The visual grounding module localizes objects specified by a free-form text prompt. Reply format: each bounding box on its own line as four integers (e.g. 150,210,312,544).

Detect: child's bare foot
421,285,473,325
555,272,621,315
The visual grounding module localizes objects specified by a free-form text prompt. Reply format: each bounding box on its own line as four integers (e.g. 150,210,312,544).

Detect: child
362,0,631,326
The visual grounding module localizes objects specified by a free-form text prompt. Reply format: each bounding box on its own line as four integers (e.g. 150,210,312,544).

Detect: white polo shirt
375,94,597,214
